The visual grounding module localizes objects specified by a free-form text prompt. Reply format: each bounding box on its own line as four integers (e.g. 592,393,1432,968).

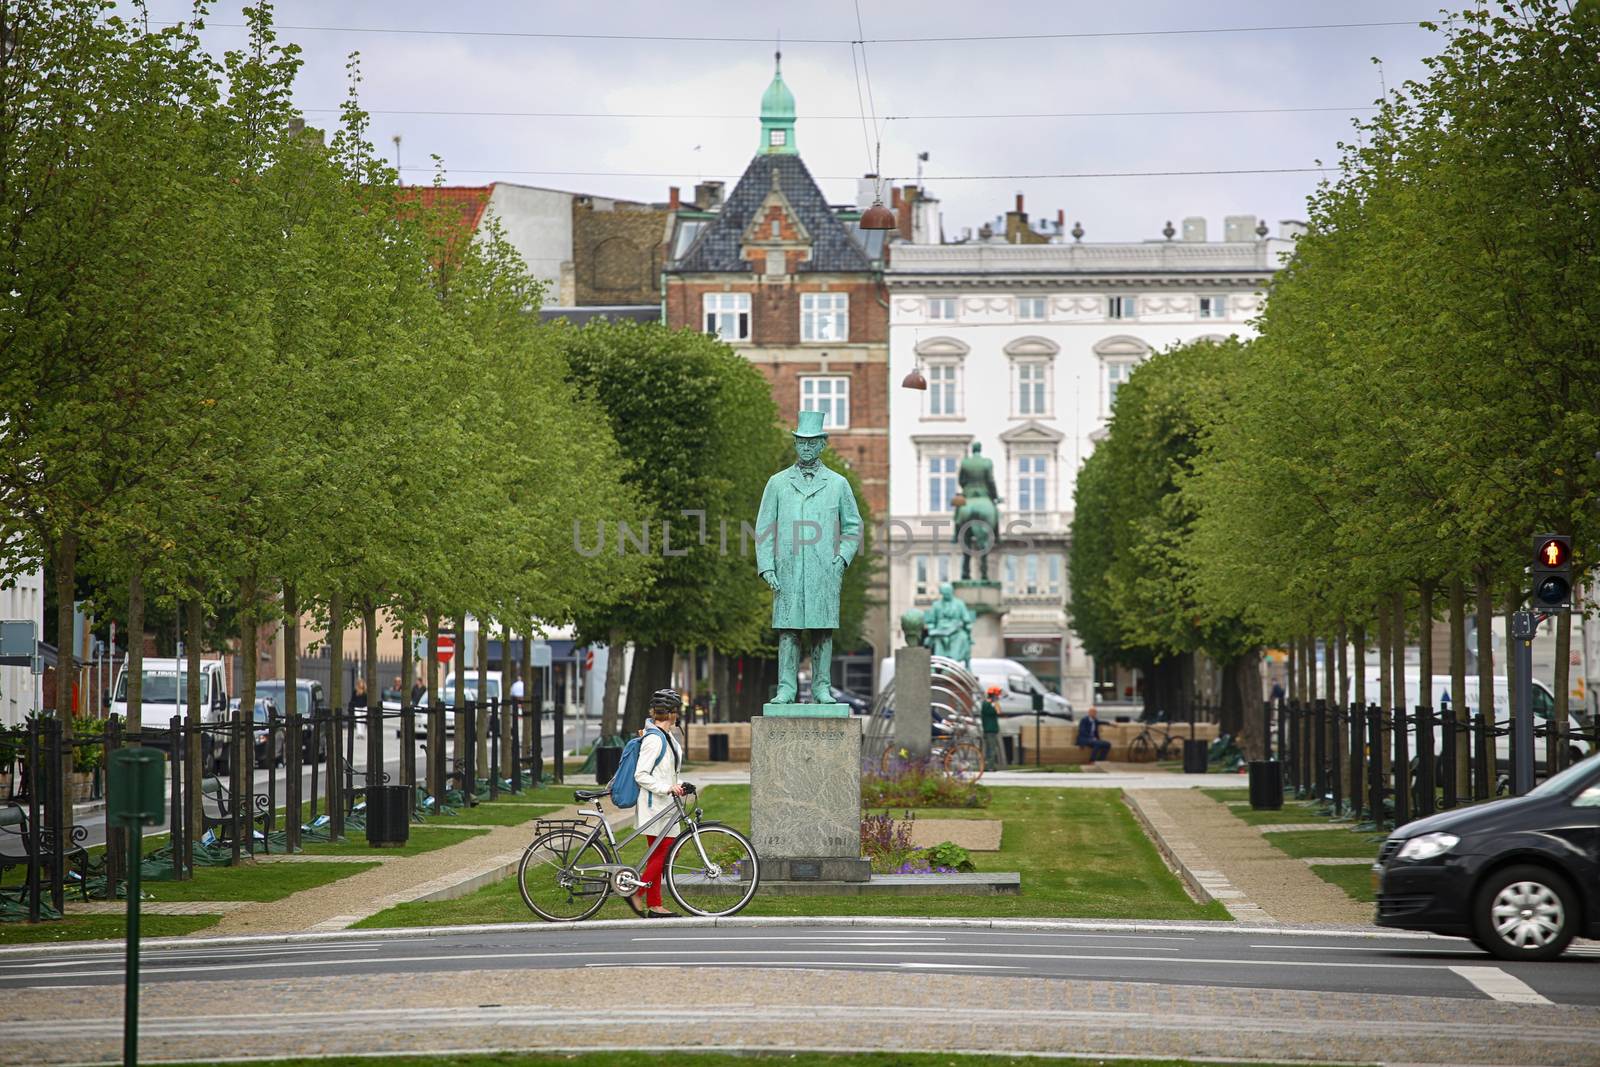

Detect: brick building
662,55,892,688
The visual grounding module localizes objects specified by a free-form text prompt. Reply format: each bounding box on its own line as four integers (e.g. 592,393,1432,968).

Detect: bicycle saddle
573,788,611,802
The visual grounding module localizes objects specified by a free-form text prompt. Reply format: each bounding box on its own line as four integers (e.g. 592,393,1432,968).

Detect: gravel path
9,965,1595,1066
1128,789,1373,925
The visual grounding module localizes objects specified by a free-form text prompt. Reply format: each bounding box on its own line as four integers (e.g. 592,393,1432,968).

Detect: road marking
1450,965,1553,1004
1248,943,1477,953
0,946,1487,984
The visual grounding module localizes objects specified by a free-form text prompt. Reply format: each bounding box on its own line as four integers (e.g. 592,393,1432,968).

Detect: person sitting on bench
1077,706,1112,762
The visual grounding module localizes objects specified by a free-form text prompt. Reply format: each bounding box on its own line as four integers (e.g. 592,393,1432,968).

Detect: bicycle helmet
648,688,682,716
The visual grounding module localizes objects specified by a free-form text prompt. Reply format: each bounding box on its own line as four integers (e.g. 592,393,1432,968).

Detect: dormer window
769,129,787,147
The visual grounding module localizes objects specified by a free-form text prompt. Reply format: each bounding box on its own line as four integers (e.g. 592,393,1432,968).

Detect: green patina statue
756,409,864,703
924,582,974,667
899,608,926,647
952,442,1001,581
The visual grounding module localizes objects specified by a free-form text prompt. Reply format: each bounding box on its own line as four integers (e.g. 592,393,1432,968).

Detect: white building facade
885,222,1295,710
1,564,44,725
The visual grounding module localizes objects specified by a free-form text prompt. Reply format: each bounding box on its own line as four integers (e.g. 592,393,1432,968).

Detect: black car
1375,752,1600,961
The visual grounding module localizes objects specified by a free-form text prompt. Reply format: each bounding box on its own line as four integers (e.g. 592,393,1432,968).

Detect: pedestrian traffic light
1531,533,1572,612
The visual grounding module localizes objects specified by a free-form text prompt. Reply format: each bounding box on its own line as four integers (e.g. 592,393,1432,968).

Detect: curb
0,913,1430,959
1121,790,1212,906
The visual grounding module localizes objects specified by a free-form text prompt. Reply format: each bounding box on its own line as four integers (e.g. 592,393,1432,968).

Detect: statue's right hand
761,570,780,592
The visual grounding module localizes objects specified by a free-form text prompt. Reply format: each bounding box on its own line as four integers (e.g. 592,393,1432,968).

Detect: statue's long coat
754,464,863,630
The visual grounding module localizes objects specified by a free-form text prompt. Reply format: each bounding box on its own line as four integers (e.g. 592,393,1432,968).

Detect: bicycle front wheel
665,823,760,917
1128,735,1153,763
943,740,985,781
518,829,614,922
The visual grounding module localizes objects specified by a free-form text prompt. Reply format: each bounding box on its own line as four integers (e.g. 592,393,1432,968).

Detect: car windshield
1527,752,1600,798
115,671,210,704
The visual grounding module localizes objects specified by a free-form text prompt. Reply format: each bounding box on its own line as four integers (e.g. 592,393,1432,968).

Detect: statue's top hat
792,409,828,438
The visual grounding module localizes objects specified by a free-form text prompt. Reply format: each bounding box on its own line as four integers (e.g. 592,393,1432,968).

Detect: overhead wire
297,105,1379,121
391,165,1334,181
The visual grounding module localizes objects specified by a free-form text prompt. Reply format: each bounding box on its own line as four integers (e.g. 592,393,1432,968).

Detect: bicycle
517,783,761,922
877,712,985,781
1127,721,1179,762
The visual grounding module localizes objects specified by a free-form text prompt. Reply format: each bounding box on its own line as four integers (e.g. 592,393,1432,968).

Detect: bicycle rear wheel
1128,735,1153,762
518,829,614,922
665,823,760,917
943,739,985,781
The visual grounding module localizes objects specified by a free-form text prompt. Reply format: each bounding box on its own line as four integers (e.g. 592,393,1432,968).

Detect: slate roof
672,154,874,274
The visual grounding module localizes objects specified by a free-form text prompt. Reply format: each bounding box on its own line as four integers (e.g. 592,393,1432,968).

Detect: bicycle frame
560,793,691,878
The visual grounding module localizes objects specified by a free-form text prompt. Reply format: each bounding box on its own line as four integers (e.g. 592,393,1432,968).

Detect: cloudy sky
142,1,1452,241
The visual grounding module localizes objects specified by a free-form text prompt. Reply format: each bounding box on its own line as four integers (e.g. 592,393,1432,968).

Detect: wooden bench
0,802,90,901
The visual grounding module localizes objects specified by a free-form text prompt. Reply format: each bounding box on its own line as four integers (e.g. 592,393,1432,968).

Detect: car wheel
1472,864,1577,962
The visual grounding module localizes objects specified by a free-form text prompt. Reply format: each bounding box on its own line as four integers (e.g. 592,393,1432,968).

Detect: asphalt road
3,922,1596,1007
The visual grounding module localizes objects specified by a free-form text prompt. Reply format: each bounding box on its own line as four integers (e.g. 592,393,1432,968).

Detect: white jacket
632,726,683,832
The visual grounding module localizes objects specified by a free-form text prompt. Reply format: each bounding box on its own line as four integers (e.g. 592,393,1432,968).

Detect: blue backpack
608,726,674,807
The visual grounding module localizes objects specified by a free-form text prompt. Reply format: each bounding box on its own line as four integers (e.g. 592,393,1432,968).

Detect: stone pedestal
750,714,871,882
893,646,932,760
954,580,1006,659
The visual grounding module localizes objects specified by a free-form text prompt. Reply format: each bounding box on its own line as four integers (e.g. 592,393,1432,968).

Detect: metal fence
0,697,554,925
1272,698,1600,827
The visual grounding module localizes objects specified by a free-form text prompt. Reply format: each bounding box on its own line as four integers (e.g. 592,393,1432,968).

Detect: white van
110,658,229,723
878,655,1072,730
1357,671,1590,766
439,670,504,707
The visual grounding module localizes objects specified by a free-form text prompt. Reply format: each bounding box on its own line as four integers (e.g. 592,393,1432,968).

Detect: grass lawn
298,825,490,856
140,860,378,902
356,784,1228,927
157,1052,1350,1067
1313,863,1377,903
431,802,560,827
0,913,218,944
1200,789,1355,827
1261,829,1385,861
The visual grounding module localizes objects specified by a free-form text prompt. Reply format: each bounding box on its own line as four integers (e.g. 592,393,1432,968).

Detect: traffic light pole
1510,610,1537,796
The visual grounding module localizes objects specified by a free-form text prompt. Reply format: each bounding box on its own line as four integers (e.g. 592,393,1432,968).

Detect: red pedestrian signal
1530,534,1573,612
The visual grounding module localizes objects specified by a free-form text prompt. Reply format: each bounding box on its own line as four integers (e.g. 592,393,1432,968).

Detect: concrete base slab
764,857,873,882
702,872,1021,896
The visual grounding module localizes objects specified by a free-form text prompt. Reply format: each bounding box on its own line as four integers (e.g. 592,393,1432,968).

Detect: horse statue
951,442,1001,581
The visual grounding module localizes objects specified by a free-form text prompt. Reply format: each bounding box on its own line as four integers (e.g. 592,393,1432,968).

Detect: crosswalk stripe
1449,965,1552,1004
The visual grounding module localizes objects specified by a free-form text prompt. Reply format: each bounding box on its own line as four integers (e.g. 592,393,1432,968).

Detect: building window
1105,360,1135,412
927,297,957,321
1107,295,1138,320
1198,295,1227,319
800,292,849,342
1014,360,1048,416
800,376,850,430
703,293,750,341
1017,296,1046,321
925,361,960,416
927,454,959,513
1004,553,1062,597
769,129,787,147
914,554,955,597
1014,454,1049,512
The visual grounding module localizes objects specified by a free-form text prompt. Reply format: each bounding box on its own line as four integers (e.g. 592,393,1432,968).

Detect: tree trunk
520,626,534,778
1553,612,1571,770
1503,583,1519,728
1352,619,1366,708
1391,590,1406,722
1475,570,1496,798
1449,577,1468,794
600,627,626,738
453,610,467,773
501,621,516,778
52,532,79,715
1336,616,1349,709
1305,633,1317,708
713,649,732,723
186,597,204,842
425,612,440,797
1225,651,1261,757
126,565,145,735
238,573,260,849
364,599,381,788
327,588,344,836
1418,580,1435,714
475,615,490,771
1376,601,1391,782
1286,640,1296,705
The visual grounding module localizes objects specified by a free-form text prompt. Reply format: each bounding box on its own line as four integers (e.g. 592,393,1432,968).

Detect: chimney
856,174,879,211
1056,208,1065,230
1015,193,1025,213
1223,214,1257,242
668,186,680,210
694,181,724,210
1181,217,1206,242
891,187,902,210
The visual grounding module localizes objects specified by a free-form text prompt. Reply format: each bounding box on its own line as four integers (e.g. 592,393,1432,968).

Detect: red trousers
641,834,676,907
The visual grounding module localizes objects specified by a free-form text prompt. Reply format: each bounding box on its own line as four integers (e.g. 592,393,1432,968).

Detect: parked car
252,679,328,760
1375,752,1600,960
109,658,229,723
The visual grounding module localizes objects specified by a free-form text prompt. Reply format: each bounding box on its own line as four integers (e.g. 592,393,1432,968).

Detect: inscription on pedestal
750,715,862,860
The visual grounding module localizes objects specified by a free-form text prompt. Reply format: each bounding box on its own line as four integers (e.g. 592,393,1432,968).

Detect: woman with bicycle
632,688,688,917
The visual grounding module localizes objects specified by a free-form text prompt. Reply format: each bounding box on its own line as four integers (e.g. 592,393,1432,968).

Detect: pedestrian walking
633,688,687,917
981,685,1006,769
